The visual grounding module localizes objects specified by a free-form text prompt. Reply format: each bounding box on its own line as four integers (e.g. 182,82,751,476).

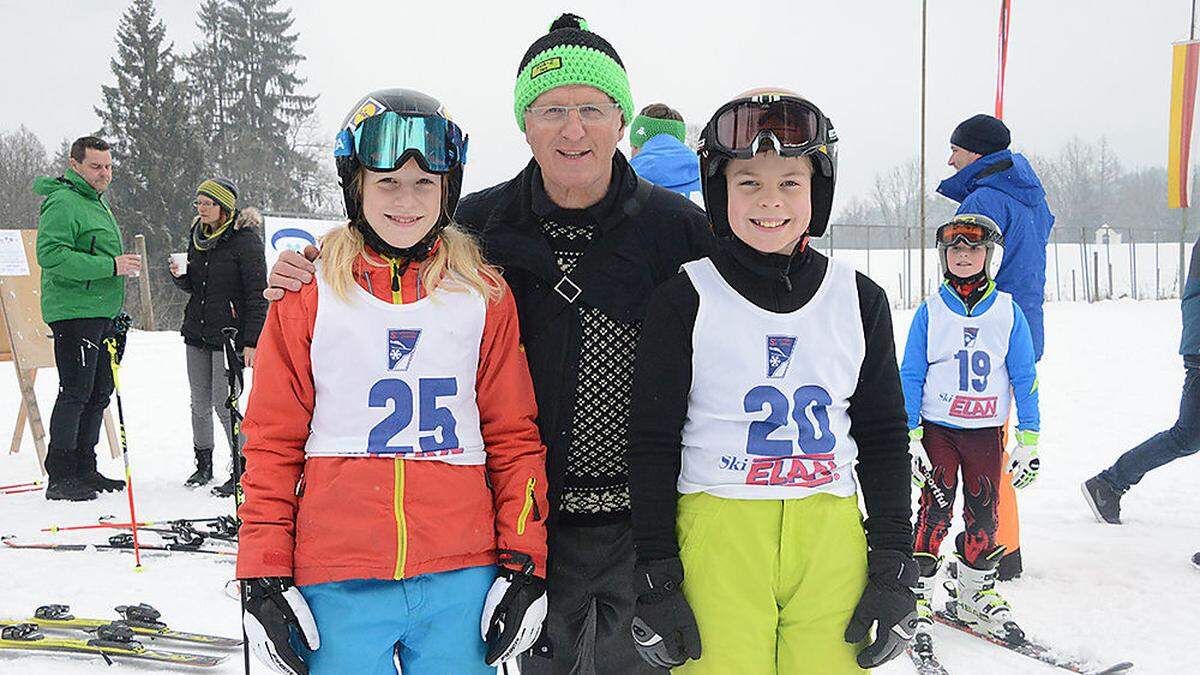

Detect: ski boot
1082,475,1123,524
185,448,214,487
913,552,941,633
946,553,1024,644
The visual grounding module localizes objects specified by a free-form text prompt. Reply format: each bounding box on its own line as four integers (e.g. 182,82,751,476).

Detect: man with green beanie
33,135,141,501
629,103,702,200
463,16,717,672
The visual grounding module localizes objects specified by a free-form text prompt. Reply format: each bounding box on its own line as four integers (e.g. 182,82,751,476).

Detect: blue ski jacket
630,134,701,199
900,282,1040,432
937,150,1054,361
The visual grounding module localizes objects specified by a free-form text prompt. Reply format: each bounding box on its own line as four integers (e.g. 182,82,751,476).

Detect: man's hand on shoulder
263,245,319,301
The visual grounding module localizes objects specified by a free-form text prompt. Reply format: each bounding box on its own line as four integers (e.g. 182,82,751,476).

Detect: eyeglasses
525,103,622,125
193,200,217,209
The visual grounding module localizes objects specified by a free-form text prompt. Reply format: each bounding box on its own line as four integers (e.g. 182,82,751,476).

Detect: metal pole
1183,208,1189,297
919,0,928,299
1053,228,1062,301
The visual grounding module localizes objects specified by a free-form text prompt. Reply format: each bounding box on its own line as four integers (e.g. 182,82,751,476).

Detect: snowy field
0,298,1195,674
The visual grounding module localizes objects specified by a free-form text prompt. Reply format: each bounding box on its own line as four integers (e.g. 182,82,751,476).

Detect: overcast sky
0,0,1190,207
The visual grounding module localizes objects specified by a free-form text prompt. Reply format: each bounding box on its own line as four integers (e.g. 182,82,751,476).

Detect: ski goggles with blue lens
334,111,468,174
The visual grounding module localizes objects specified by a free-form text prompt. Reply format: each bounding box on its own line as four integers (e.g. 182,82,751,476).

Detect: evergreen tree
96,0,207,327
187,0,318,211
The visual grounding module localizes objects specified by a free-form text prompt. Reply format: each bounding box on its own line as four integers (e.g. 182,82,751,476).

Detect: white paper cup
169,252,187,275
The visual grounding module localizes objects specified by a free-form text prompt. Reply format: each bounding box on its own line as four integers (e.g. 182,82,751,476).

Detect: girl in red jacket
236,89,549,675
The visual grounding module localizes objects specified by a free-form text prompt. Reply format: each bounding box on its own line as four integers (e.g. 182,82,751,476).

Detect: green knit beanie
513,13,633,131
629,114,687,149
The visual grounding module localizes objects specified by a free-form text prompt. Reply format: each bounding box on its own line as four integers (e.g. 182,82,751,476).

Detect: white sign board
263,215,344,270
0,230,30,276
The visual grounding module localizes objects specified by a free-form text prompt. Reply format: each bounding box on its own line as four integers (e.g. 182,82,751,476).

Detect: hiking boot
45,477,97,502
185,448,214,487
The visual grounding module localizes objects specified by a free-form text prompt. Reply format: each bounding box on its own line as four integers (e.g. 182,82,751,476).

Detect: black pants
46,317,116,479
521,521,664,675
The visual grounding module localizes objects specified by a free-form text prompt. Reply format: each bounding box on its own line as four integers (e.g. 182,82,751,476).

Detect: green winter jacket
33,169,125,323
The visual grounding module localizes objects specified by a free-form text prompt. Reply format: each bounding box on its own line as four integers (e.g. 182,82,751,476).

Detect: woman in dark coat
170,178,266,493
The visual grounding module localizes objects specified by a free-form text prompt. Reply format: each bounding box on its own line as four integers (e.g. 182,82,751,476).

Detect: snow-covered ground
0,298,1194,674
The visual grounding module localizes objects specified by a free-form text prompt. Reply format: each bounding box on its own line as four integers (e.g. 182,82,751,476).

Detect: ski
2,535,236,558
934,605,1133,674
0,622,226,668
906,632,950,674
3,604,241,648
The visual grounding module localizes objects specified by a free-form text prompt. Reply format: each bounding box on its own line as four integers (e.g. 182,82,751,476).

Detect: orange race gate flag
1169,40,1200,209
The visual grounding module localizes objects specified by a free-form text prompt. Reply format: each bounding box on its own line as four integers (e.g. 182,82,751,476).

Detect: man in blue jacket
936,114,1055,582
629,103,701,201
937,115,1054,361
1084,233,1200,525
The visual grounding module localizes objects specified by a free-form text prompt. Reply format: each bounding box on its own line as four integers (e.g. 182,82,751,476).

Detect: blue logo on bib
766,335,797,378
388,329,422,371
963,327,979,348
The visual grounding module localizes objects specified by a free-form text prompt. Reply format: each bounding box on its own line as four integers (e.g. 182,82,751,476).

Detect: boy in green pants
627,89,917,673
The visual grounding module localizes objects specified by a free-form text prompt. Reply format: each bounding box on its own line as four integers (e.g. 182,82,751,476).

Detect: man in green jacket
34,136,142,501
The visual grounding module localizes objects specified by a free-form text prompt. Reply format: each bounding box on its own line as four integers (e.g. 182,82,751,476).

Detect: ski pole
0,480,41,491
0,486,44,496
105,332,143,572
220,326,250,675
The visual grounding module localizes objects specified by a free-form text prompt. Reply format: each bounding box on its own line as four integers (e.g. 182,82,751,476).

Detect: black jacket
627,238,913,562
172,208,268,351
455,154,717,527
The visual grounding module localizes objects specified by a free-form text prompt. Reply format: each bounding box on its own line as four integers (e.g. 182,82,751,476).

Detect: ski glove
242,577,319,675
909,427,931,487
1007,430,1041,489
631,557,702,669
845,550,920,669
481,551,548,666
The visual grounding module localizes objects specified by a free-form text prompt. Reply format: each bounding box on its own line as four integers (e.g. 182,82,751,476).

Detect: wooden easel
0,229,118,473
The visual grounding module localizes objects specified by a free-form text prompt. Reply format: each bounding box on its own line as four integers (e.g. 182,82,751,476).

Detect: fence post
134,234,156,330
1053,227,1062,301
1072,269,1077,302
866,226,871,277
1092,250,1100,303
1079,226,1090,302
1155,228,1161,299
1129,229,1137,300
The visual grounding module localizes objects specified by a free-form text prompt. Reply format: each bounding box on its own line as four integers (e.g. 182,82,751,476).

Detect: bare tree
0,126,52,229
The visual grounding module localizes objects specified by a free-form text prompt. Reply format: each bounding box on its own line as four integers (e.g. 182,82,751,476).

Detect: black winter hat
950,114,1011,156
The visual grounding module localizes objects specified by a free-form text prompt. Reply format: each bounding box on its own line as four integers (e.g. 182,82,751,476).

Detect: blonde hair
319,220,502,304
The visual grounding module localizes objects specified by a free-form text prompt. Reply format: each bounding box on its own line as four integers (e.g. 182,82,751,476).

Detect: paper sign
0,230,30,276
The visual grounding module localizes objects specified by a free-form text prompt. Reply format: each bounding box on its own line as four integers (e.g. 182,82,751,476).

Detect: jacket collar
529,152,637,231
936,149,1013,203
63,168,103,202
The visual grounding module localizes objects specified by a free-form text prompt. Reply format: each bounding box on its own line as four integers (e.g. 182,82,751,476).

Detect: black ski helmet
334,88,466,259
698,91,838,239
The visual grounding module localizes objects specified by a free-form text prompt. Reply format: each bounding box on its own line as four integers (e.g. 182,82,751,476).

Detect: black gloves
242,577,320,675
844,550,920,669
631,557,701,669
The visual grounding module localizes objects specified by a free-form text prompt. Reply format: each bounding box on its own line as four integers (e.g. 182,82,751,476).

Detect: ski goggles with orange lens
703,95,833,159
936,217,1002,247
